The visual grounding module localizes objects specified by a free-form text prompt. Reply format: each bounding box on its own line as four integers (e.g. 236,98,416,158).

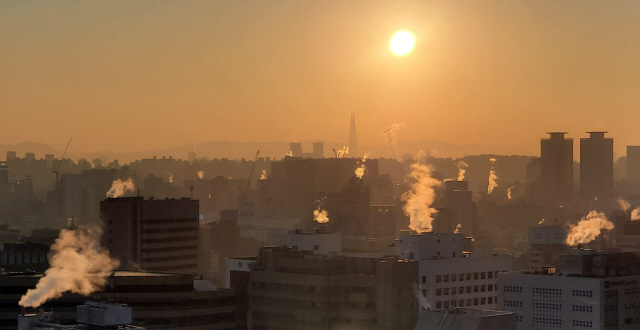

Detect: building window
436,302,442,309
466,273,471,280
444,275,449,282
488,272,493,279
436,288,442,296
481,285,486,292
474,285,479,293
488,297,493,304
481,272,486,279
481,297,486,305
458,274,464,281
466,286,471,293
488,285,493,292
443,301,449,309
422,276,426,284
459,286,464,293
313,245,319,251
466,299,472,306
451,274,456,282
452,252,456,258
474,298,479,305
474,273,479,280
458,299,464,307
572,320,593,327
436,275,442,283
444,288,449,295
452,287,457,294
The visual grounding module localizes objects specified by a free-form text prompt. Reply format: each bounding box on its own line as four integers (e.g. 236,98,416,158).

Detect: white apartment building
399,232,512,311
498,249,640,330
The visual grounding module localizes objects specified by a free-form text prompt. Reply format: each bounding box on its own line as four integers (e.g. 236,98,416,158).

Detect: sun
389,31,415,56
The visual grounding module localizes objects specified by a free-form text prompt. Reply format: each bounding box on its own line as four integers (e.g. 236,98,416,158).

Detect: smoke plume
487,158,498,194
336,146,349,159
565,210,614,246
106,178,135,198
313,198,329,224
507,185,515,200
454,223,462,234
456,161,468,181
632,207,640,221
167,172,174,184
197,171,204,179
260,170,267,180
354,153,370,179
381,123,406,159
19,226,120,308
617,198,631,211
402,163,442,233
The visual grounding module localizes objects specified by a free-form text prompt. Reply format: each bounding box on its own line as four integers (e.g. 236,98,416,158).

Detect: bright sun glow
389,31,415,56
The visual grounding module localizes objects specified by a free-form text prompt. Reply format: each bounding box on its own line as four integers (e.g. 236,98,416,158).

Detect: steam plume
167,172,173,184
565,210,614,246
487,158,498,194
617,198,631,211
507,185,515,200
354,153,370,179
19,226,120,308
336,146,349,159
632,207,640,221
313,198,329,224
454,223,462,234
285,150,293,157
197,171,204,179
260,170,267,180
539,219,545,225
456,161,468,181
381,123,406,159
106,178,135,198
412,284,431,310
402,163,442,233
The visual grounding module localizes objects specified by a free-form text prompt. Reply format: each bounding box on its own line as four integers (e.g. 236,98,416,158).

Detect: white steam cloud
106,178,135,198
260,170,267,180
354,153,370,179
454,223,462,234
313,198,329,224
539,219,545,225
19,226,120,308
285,150,293,157
167,172,173,184
381,123,406,159
617,198,631,211
336,146,349,159
565,210,614,246
457,161,468,181
402,163,442,233
487,158,498,194
413,284,431,310
632,207,640,221
507,185,515,200
197,171,204,179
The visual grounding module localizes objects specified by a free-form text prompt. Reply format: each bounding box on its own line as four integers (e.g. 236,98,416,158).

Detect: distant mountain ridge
0,140,534,163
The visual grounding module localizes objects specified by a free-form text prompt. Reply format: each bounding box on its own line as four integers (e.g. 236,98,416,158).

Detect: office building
628,146,640,191
525,226,568,269
289,142,303,158
580,132,614,201
100,197,199,275
540,132,573,209
499,249,640,330
399,233,512,311
414,309,516,330
441,181,474,235
248,246,418,330
0,271,235,330
312,142,324,159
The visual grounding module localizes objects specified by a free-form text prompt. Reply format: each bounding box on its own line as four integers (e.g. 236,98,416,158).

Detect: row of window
533,302,562,310
504,286,522,293
252,282,372,294
572,290,593,297
504,300,522,307
432,271,505,283
533,316,562,326
435,284,497,296
573,305,593,312
625,287,640,295
625,302,640,310
572,320,593,328
434,296,496,309
533,287,562,296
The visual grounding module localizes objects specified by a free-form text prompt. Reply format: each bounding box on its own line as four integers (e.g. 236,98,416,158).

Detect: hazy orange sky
2,1,639,155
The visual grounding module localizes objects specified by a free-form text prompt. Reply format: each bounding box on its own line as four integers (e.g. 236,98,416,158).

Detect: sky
1,1,639,156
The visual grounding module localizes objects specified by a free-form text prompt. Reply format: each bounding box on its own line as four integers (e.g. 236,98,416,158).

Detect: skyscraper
580,132,613,200
628,146,640,189
349,113,358,156
540,132,573,209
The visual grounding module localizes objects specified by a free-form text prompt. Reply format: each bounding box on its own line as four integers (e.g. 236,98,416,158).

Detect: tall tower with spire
349,113,358,156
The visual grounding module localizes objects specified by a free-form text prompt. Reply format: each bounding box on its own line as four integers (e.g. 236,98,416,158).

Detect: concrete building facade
580,132,614,201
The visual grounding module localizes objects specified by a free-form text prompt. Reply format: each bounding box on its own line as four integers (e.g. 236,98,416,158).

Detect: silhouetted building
0,271,235,330
541,132,573,210
312,142,324,159
349,113,358,156
580,132,613,200
0,241,49,272
248,246,418,330
525,226,568,269
628,146,640,191
442,181,474,235
100,197,199,275
289,142,302,158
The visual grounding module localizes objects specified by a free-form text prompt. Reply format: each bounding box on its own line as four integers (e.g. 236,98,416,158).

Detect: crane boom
238,150,260,202
53,138,73,183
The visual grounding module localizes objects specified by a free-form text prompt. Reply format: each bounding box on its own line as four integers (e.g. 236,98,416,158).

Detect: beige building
248,246,418,330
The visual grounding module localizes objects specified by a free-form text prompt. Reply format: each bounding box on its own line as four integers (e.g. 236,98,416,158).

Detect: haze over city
2,1,640,158
3,2,640,330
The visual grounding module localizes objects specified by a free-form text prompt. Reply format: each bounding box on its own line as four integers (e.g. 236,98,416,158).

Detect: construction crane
53,138,72,186
332,148,338,158
238,150,260,202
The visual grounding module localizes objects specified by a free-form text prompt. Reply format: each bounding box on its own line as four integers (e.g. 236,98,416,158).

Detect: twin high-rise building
540,132,614,206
